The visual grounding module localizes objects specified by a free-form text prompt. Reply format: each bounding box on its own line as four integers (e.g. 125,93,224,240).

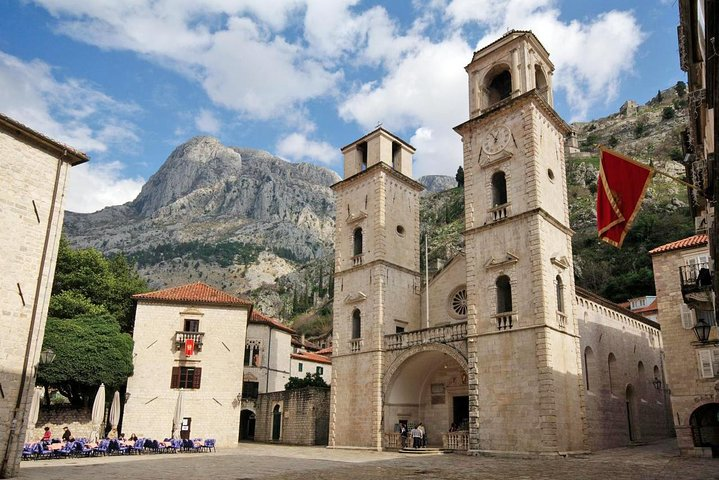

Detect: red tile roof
292,336,321,351
649,234,708,255
132,282,252,307
250,311,295,334
291,351,332,365
315,346,333,356
634,298,658,314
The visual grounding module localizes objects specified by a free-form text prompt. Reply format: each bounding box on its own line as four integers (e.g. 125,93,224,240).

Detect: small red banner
184,338,195,356
596,147,654,247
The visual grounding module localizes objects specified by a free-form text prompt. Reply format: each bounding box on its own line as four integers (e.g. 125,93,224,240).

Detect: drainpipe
1,157,63,476
265,326,274,393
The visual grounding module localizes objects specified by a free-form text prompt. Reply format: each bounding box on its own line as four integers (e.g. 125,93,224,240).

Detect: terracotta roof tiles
250,310,295,334
649,234,708,255
291,351,332,365
132,282,252,307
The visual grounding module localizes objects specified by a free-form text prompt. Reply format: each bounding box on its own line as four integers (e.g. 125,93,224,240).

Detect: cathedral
328,31,672,454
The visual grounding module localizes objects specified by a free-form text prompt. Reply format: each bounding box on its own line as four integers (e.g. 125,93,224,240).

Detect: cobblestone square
17,440,718,480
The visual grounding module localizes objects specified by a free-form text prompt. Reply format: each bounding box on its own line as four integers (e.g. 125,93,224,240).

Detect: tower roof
340,126,415,153
132,282,252,307
469,30,552,68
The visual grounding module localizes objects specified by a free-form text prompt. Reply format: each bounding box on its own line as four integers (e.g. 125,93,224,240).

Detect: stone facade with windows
123,283,251,446
0,113,87,478
329,31,672,454
290,351,332,384
651,235,719,456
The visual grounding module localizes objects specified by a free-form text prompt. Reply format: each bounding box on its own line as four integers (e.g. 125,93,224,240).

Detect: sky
0,0,684,213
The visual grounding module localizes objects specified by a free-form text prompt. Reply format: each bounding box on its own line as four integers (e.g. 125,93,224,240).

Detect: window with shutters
316,366,324,375
298,362,303,372
680,303,696,329
697,349,719,378
171,366,202,389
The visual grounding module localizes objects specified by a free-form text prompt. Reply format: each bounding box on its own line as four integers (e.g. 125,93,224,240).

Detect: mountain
64,136,339,293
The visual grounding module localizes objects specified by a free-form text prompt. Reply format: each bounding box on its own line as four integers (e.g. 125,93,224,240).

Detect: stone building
123,282,251,446
290,351,332,384
0,113,87,478
328,31,671,454
252,387,330,445
650,234,718,456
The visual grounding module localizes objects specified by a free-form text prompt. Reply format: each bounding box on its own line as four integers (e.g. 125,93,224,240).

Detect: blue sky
0,0,683,212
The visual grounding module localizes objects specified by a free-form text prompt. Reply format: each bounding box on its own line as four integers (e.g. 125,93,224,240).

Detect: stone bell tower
328,127,424,449
454,31,588,454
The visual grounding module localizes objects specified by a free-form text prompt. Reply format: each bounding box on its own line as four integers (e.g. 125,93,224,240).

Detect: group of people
40,426,138,445
399,423,428,449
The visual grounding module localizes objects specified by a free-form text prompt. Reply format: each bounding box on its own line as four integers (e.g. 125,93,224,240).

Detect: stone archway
383,345,468,448
239,409,256,442
689,402,719,456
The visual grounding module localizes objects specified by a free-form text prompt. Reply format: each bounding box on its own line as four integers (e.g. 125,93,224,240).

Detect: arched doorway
272,405,282,441
239,409,255,441
625,384,639,442
690,403,719,456
384,349,468,448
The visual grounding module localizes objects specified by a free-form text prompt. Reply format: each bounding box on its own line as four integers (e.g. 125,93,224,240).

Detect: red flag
596,147,654,247
184,338,195,356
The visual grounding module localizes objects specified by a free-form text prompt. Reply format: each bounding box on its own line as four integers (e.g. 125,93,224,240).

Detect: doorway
239,410,256,441
272,405,281,441
453,396,469,429
180,417,191,440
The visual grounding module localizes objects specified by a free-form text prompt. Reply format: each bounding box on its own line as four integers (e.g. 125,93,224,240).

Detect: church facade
328,31,672,455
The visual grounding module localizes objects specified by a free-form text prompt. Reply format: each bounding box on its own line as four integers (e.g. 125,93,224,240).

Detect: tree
608,135,619,148
455,166,464,188
52,237,148,332
37,314,134,406
285,372,328,390
662,106,675,120
655,89,663,103
675,80,686,97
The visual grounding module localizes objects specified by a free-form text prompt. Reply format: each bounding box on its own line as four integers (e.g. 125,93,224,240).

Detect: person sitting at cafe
41,426,52,443
129,433,138,441
62,426,72,442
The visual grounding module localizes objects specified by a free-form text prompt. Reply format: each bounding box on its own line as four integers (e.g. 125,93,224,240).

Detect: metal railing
679,263,712,289
442,430,469,450
384,322,467,350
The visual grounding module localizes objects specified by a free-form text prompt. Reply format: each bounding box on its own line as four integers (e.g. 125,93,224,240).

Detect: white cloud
195,108,221,134
65,161,145,213
339,36,471,177
276,133,339,165
447,0,645,120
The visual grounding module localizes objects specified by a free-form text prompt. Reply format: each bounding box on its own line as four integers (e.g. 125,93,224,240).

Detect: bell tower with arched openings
454,31,588,454
328,127,423,449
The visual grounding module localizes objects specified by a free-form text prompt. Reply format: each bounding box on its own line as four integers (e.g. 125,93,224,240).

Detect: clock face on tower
481,125,511,155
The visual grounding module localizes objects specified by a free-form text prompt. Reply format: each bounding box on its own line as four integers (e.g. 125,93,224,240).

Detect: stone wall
26,407,93,442
253,387,330,445
0,120,83,478
577,290,673,450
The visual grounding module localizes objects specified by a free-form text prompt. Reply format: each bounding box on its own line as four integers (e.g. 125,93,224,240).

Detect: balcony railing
175,331,204,352
352,254,363,266
384,322,467,351
384,432,403,449
349,338,363,353
489,203,510,222
442,430,469,450
679,264,714,305
557,311,567,329
493,313,515,331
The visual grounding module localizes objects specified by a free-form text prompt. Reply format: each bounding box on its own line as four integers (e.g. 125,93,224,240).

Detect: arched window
486,69,512,106
357,142,368,171
608,353,617,394
491,171,507,206
496,275,512,314
584,346,594,391
272,404,282,441
638,361,645,395
534,65,548,102
353,228,363,256
556,275,564,313
352,309,361,339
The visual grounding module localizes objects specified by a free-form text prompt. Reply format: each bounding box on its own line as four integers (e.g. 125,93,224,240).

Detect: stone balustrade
442,430,469,450
384,322,467,351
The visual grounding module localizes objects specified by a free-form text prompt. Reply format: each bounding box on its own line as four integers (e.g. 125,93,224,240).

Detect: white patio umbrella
172,390,184,439
108,391,121,439
25,387,43,442
89,383,105,442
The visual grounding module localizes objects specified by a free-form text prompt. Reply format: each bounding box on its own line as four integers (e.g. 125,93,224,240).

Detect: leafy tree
52,237,148,332
634,116,648,138
662,106,675,120
655,89,663,103
607,135,619,148
37,314,134,406
285,372,328,390
455,166,464,188
675,80,686,97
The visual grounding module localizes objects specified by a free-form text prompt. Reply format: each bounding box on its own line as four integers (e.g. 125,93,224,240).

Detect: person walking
410,425,422,449
418,423,426,448
400,423,408,449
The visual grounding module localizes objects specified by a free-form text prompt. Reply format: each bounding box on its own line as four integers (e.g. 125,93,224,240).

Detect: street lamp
693,319,712,343
39,348,56,365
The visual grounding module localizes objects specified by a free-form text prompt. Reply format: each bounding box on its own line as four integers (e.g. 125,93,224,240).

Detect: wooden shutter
680,303,696,329
170,366,180,388
192,367,202,389
698,350,715,378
